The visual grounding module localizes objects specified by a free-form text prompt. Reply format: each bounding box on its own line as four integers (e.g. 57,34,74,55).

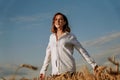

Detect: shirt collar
54,32,69,41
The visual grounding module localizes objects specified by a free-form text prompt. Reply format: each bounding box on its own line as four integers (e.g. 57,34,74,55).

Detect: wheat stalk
108,56,119,74
20,64,38,70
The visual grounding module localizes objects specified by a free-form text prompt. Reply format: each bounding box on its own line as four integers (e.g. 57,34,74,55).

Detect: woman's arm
71,34,97,69
40,41,51,75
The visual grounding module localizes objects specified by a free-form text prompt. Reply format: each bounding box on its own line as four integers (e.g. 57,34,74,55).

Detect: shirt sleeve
71,34,97,69
40,39,51,75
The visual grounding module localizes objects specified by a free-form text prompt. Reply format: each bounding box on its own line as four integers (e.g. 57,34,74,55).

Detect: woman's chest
50,36,72,47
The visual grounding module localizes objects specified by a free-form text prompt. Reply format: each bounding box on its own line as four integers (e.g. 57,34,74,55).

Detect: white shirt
40,32,97,75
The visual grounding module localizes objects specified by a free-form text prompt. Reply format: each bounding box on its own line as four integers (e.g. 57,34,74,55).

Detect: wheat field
1,56,120,80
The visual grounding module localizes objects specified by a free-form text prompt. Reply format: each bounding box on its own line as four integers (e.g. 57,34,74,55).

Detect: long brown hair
51,12,71,33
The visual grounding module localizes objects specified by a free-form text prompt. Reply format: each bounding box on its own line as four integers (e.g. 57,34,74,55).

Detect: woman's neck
57,29,63,33
56,29,64,41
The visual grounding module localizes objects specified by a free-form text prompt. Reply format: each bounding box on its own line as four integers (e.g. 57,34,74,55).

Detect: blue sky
0,0,120,79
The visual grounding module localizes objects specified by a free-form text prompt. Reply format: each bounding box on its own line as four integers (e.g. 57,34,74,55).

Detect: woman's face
54,15,66,30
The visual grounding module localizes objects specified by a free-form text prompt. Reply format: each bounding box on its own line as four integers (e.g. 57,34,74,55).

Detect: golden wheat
43,56,120,80
1,56,120,80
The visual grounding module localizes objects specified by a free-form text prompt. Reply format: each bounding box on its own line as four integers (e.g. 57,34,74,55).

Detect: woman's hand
40,74,45,80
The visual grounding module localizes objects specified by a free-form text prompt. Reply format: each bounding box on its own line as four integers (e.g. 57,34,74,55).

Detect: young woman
40,12,98,80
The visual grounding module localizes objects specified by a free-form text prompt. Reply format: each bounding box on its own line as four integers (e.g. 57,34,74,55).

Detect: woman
40,12,98,80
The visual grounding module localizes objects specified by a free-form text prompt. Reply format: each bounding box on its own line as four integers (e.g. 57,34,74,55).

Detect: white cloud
83,32,120,47
10,13,51,23
78,32,120,66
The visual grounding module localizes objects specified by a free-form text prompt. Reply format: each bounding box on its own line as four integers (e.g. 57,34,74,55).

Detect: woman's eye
55,18,64,21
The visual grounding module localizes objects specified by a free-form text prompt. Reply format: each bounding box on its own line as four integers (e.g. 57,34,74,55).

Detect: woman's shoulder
67,32,76,37
49,33,55,39
66,32,77,39
50,33,55,36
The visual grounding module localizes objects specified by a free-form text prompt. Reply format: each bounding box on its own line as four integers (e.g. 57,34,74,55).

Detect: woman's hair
51,12,71,33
